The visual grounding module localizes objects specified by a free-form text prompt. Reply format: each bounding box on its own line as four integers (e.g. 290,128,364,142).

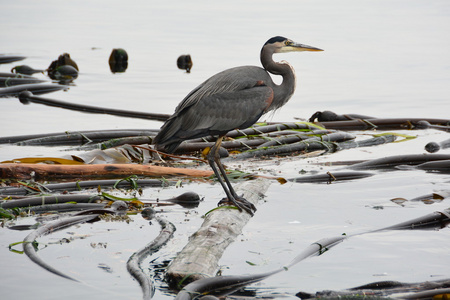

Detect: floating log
166,178,270,289
0,163,213,180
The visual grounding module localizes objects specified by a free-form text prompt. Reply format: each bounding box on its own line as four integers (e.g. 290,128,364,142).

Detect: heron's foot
218,195,256,216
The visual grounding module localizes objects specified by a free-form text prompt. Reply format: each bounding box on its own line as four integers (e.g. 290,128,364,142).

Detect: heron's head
264,36,323,53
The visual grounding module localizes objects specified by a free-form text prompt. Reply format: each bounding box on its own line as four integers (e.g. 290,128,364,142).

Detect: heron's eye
285,40,293,46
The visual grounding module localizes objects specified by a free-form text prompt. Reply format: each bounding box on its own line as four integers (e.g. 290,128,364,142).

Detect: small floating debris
47,53,79,82
425,137,450,153
109,48,128,73
309,110,375,122
177,54,193,73
49,65,78,81
48,53,79,71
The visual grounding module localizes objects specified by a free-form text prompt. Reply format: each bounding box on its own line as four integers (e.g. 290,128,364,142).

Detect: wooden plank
166,178,271,288
0,163,213,180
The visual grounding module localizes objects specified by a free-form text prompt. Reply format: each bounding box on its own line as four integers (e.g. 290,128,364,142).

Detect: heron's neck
261,52,296,110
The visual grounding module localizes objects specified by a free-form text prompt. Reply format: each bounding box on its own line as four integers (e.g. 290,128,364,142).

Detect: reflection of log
0,163,213,180
166,178,270,289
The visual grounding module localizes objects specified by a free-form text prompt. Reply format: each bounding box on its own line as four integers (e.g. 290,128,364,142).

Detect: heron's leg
207,137,256,215
211,138,239,198
207,137,235,203
215,158,257,215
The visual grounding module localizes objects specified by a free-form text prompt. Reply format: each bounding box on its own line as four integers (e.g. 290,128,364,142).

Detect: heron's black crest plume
264,36,287,45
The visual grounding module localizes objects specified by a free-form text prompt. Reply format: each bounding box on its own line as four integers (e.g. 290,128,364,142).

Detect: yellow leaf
277,177,288,184
1,157,84,165
201,147,211,159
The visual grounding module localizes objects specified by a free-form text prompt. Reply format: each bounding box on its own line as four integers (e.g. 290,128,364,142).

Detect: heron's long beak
283,42,324,52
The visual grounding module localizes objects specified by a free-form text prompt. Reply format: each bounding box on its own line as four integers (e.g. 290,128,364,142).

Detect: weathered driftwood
166,178,270,289
0,163,213,180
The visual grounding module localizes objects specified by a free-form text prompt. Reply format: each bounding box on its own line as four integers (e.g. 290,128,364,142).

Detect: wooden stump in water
166,178,270,288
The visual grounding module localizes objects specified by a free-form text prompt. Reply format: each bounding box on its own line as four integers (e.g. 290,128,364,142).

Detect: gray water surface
1,1,449,299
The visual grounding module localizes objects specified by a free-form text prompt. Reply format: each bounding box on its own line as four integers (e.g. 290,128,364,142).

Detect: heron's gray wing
174,66,270,113
174,85,274,140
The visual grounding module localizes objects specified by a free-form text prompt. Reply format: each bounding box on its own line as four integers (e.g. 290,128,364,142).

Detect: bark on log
166,178,271,289
0,163,213,180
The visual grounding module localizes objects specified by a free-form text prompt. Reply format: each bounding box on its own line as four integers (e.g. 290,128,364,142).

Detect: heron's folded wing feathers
176,85,274,139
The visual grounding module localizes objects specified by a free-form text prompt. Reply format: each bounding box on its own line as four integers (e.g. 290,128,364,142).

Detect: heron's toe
217,195,256,216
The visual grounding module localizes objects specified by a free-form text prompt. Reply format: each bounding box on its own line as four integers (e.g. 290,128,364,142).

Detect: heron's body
156,65,291,153
154,36,322,214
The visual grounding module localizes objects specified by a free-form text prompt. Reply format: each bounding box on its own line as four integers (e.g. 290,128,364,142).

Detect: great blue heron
154,36,323,215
